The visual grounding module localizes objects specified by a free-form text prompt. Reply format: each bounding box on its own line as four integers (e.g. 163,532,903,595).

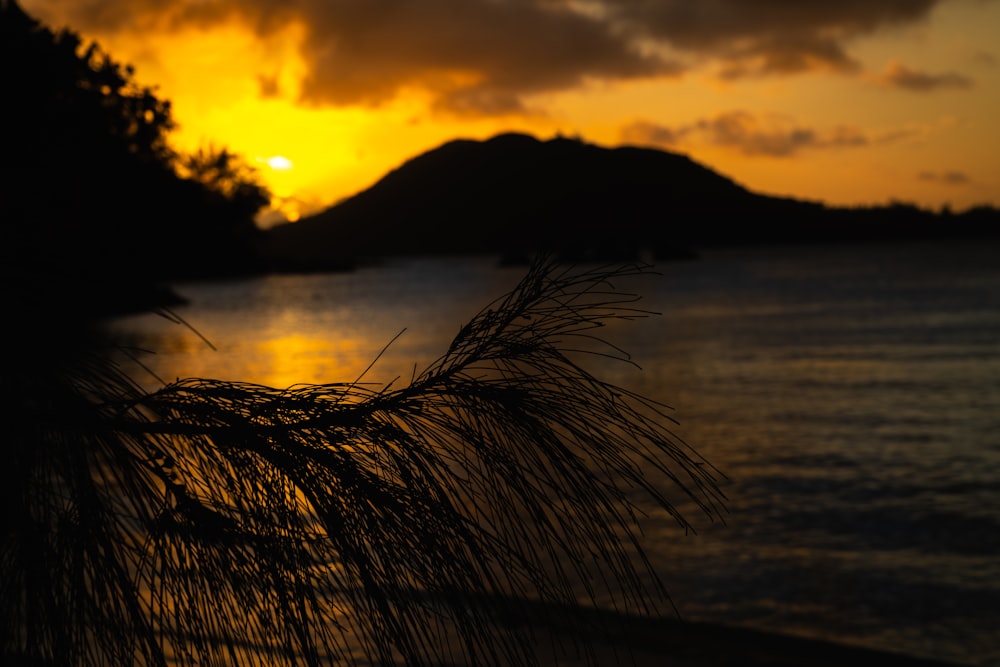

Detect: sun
265,155,294,170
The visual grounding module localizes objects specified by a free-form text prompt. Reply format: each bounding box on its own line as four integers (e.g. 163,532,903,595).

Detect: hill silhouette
261,133,998,269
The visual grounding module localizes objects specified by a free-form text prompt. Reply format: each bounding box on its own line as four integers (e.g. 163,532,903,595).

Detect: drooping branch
4,257,726,667
135,258,724,664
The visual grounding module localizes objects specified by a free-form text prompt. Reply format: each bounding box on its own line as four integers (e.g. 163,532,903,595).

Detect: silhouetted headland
260,133,999,271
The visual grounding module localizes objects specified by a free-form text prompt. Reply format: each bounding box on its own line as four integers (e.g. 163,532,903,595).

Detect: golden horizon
23,0,1000,222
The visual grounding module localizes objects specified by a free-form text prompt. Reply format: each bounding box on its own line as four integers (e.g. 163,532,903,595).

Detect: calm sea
108,241,1000,666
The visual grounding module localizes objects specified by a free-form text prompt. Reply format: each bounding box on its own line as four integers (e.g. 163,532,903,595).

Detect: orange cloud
621,111,912,157
877,61,974,91
918,170,971,185
971,50,996,67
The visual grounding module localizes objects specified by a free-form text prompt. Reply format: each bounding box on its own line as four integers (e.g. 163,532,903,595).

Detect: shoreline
484,598,968,667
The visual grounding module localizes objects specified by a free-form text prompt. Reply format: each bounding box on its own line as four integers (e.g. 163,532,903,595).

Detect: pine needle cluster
2,258,725,666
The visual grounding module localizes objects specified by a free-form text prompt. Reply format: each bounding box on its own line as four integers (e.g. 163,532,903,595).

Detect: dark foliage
0,0,270,311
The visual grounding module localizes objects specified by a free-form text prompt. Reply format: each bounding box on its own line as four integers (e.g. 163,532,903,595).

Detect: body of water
108,240,1000,666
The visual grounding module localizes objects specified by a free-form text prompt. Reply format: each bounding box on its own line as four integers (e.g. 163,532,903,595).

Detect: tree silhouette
1,0,270,298
2,258,725,666
179,145,271,222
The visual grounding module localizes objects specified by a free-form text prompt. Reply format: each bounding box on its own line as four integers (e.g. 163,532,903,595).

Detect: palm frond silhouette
3,258,725,666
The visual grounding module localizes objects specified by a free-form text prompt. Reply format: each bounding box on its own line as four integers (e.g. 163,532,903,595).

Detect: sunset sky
24,0,1000,224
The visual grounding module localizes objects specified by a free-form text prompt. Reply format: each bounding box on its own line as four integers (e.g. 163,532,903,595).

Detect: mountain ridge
260,133,997,269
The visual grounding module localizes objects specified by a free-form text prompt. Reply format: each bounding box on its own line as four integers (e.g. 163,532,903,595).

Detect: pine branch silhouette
3,258,725,666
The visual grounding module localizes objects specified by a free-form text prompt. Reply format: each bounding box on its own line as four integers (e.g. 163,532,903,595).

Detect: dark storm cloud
290,0,678,113
878,62,974,91
29,0,961,113
621,112,906,157
601,0,945,75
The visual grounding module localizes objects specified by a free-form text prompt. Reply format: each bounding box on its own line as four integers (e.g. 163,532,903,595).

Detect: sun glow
264,156,294,170
255,333,368,390
42,18,382,223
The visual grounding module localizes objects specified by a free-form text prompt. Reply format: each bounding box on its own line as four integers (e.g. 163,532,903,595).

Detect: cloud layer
877,61,974,91
29,0,970,113
621,111,913,157
918,169,971,185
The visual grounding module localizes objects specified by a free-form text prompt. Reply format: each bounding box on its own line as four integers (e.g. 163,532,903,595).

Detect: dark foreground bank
488,599,966,667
